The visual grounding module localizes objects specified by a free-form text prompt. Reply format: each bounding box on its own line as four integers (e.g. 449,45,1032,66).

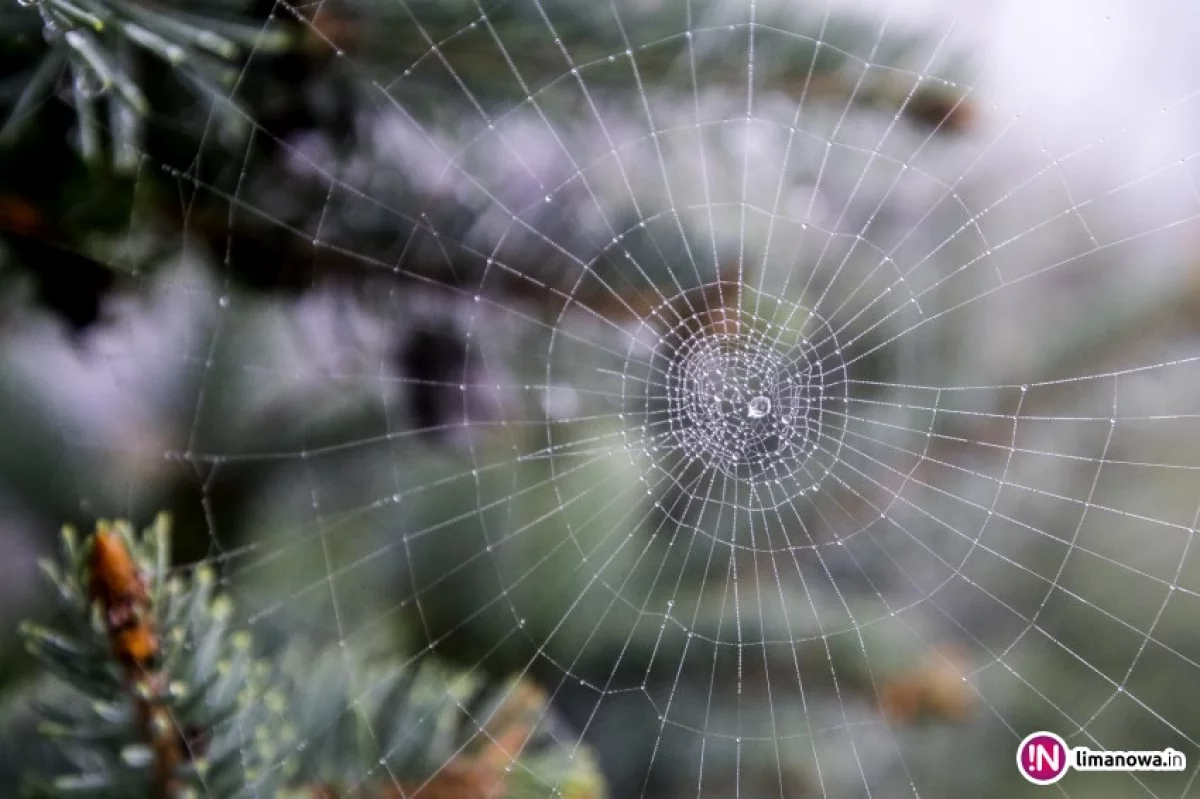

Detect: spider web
17,0,1200,796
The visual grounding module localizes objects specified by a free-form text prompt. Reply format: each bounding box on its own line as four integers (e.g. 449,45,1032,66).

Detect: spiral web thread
51,0,1200,796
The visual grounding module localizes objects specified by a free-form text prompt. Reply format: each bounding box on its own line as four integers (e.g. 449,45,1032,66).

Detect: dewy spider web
35,0,1200,796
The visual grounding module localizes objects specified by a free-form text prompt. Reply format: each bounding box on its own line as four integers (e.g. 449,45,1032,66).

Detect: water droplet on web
73,68,105,99
747,396,771,419
218,295,230,308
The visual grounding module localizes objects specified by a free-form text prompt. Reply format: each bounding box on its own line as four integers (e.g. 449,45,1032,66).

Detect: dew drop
747,395,771,419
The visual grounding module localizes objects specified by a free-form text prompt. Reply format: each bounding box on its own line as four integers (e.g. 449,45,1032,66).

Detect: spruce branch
5,0,296,168
313,0,974,134
15,516,609,798
19,515,295,798
286,649,608,798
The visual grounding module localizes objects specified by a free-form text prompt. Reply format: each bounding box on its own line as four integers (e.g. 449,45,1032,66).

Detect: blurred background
2,0,1200,796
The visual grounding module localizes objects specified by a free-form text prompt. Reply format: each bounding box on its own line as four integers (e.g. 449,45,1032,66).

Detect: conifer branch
15,516,608,798
6,0,296,168
19,516,295,797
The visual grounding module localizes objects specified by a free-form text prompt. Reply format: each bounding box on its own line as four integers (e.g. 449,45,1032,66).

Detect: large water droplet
747,395,771,419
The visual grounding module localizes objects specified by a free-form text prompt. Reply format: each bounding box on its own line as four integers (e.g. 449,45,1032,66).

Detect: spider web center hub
620,283,851,514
